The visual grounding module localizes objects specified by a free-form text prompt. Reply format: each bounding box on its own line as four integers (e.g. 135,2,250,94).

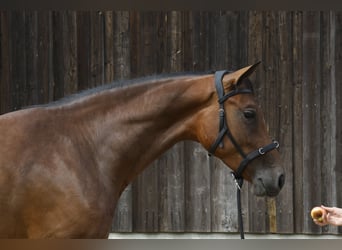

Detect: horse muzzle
252,166,285,197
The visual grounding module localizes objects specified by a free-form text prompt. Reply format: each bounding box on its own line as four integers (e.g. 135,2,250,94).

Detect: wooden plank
162,11,212,232
10,11,26,111
261,11,279,234
111,10,133,233
184,11,212,233
209,11,228,70
36,11,53,104
318,11,338,235
0,11,11,114
52,11,78,99
24,11,38,106
145,11,188,232
158,143,185,232
157,12,186,232
275,11,295,233
168,11,183,72
209,11,249,233
246,10,267,233
184,142,211,232
51,11,64,100
155,12,169,74
89,11,104,87
302,11,322,234
132,163,159,232
132,12,160,232
113,11,131,81
292,10,304,234
199,12,211,70
128,11,139,79
237,11,248,67
63,11,78,96
226,11,241,69
103,11,114,83
210,157,239,232
187,11,199,71
188,11,210,72
334,11,342,235
76,11,91,90
182,11,192,72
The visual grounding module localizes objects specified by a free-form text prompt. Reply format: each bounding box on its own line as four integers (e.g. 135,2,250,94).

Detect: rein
208,70,280,239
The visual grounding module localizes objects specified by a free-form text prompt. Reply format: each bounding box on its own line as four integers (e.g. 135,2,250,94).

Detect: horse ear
222,61,261,88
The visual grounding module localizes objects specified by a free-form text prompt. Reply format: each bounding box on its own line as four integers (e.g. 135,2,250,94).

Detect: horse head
197,62,285,197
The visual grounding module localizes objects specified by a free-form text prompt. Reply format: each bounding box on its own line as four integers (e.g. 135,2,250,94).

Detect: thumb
321,205,334,212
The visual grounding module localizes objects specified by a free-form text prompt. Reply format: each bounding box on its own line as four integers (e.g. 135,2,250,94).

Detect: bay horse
0,63,285,238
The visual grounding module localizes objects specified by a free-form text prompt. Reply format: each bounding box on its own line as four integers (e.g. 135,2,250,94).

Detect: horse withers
0,63,284,238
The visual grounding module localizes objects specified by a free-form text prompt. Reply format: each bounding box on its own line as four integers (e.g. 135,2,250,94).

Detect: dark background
0,11,341,235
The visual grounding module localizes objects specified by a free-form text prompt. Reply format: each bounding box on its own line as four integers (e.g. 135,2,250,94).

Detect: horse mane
41,71,215,108
23,69,255,109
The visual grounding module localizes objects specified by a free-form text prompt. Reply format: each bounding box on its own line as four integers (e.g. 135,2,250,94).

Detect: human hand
312,205,342,226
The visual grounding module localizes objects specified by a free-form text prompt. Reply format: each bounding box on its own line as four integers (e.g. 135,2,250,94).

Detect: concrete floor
109,232,341,239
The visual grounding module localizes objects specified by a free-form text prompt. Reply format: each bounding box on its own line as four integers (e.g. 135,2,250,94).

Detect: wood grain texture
0,10,341,235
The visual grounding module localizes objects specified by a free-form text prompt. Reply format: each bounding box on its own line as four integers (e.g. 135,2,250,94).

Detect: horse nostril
278,174,285,189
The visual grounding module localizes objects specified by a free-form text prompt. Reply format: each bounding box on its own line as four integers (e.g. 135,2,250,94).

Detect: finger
313,218,328,226
321,205,333,212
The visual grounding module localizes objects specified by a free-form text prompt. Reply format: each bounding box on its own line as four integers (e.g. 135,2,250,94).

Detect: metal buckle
258,147,265,155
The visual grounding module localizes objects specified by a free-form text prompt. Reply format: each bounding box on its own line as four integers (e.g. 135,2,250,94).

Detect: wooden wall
0,11,341,235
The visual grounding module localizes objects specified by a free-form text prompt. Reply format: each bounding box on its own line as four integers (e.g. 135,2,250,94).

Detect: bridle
208,70,280,239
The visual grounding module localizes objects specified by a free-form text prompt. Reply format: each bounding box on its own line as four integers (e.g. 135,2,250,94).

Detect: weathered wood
0,11,11,114
335,11,342,235
25,11,38,105
63,11,78,96
246,11,267,233
89,11,104,87
111,10,133,232
158,143,185,231
292,11,304,234
132,12,160,232
51,11,64,100
113,11,131,81
209,11,248,233
52,11,78,99
76,11,91,90
275,11,294,233
319,11,338,235
36,11,53,104
1,10,342,235
129,11,139,78
302,11,322,234
157,12,186,232
103,11,114,83
10,11,26,111
184,142,211,232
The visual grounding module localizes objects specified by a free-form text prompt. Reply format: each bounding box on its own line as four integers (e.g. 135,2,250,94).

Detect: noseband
208,70,280,239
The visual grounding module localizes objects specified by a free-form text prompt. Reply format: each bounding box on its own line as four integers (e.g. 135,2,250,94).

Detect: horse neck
63,75,215,193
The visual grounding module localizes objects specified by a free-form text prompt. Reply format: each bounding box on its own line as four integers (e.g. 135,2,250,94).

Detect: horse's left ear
222,61,261,87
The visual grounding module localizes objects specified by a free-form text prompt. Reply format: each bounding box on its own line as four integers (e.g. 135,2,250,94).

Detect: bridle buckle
258,147,265,155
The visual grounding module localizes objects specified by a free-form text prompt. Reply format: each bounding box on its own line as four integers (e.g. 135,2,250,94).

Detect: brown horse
0,63,284,238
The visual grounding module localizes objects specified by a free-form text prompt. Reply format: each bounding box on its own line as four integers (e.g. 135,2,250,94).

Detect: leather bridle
208,70,280,239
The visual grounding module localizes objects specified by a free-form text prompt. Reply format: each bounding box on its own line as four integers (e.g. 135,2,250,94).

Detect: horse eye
243,109,256,119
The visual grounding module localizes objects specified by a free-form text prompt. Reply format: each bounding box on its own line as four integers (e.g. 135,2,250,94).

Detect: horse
0,62,285,238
